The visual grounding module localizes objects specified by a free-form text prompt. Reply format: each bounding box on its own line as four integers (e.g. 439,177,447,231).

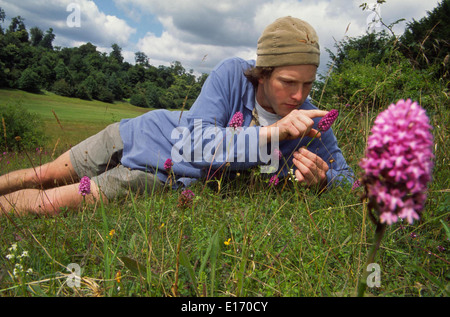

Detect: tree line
0,7,207,109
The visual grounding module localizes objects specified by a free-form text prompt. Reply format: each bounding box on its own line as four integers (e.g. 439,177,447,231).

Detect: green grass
0,88,448,298
0,88,148,149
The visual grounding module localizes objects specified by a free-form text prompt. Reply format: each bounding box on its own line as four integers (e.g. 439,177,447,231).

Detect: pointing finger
302,109,329,119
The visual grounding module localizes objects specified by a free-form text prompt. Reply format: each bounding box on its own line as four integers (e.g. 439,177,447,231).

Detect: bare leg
0,179,107,217
0,150,78,195
0,150,109,217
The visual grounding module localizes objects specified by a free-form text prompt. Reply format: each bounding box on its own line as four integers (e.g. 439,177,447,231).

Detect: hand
292,147,329,187
260,109,328,143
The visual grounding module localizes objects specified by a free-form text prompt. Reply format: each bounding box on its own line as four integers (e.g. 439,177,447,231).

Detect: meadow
0,86,448,298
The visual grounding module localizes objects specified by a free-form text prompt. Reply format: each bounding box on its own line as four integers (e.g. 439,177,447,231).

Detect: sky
0,0,441,77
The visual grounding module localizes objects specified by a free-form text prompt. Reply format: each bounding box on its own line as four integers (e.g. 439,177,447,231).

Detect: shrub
52,79,73,97
18,68,40,93
130,93,148,108
144,82,164,108
96,86,115,103
0,103,47,152
316,53,447,110
74,83,92,100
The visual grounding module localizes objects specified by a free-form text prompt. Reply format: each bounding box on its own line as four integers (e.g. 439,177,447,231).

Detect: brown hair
244,66,274,88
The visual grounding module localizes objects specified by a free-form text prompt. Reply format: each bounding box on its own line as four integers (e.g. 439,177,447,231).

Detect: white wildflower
288,168,299,182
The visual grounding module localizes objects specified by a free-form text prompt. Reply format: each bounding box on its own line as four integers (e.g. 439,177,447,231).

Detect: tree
68,53,88,77
325,31,396,72
400,0,450,79
156,65,174,88
110,43,123,64
18,68,40,93
78,42,97,56
7,16,26,33
97,86,114,103
170,61,186,77
55,59,72,84
135,51,150,67
52,79,73,97
29,27,44,46
127,64,146,85
80,75,98,99
6,16,28,43
130,93,148,108
107,73,124,100
74,82,92,100
37,65,54,89
40,28,55,49
144,81,163,108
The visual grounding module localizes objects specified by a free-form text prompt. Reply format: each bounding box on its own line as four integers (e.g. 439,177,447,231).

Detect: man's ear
258,75,267,85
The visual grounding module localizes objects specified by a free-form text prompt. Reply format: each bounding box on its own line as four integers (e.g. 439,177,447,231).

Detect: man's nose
291,85,304,102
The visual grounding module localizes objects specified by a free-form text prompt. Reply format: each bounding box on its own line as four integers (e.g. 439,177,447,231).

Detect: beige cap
256,16,320,67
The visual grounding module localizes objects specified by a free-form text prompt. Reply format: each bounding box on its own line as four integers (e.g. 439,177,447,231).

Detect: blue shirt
119,57,353,187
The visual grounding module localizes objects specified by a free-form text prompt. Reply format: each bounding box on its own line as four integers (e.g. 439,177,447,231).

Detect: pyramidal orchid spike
359,99,434,225
318,109,339,132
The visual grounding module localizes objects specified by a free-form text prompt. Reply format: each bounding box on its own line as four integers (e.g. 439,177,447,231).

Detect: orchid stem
305,130,321,148
357,222,387,297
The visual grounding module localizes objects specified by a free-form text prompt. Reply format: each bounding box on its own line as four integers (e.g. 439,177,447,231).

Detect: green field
0,88,149,149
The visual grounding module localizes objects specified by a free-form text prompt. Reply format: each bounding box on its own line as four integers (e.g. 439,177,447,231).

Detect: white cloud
0,0,136,48
115,0,262,46
113,0,402,74
136,29,256,74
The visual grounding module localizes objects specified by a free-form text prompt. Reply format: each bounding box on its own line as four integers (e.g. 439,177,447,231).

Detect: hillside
0,88,149,148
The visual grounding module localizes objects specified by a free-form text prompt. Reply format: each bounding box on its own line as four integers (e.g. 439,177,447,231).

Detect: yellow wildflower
115,271,122,283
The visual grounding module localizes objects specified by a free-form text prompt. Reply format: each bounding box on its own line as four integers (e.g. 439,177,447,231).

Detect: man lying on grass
0,16,353,217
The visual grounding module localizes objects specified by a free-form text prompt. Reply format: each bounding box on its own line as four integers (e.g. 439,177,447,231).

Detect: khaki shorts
69,122,162,200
